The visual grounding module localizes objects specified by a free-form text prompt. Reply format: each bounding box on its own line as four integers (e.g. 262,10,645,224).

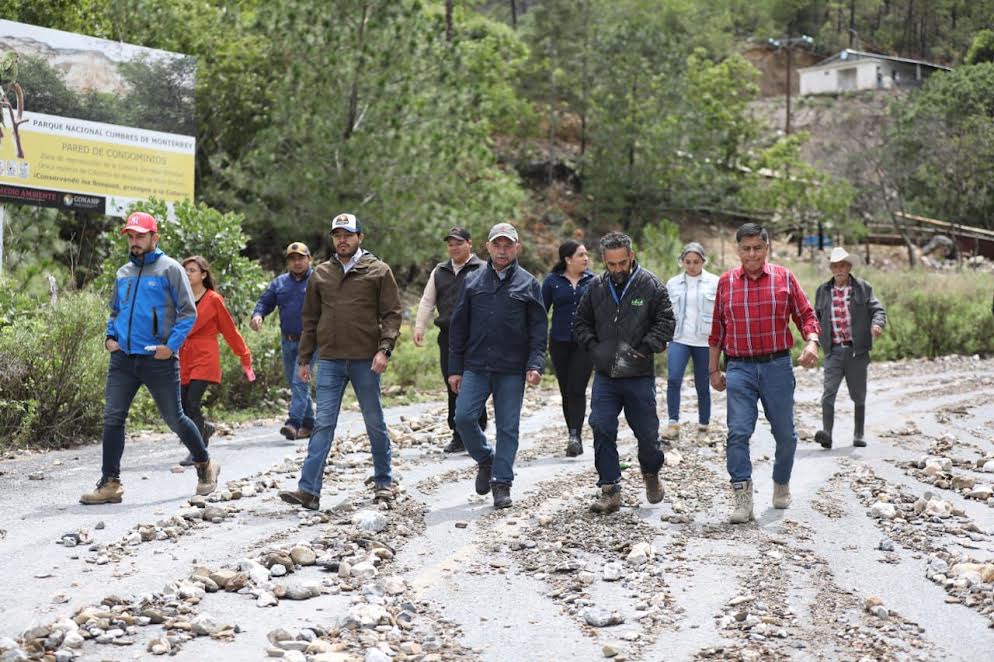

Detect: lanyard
608,265,639,307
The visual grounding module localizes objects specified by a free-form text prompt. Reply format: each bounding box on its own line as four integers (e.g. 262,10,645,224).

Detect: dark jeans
439,328,486,439
821,345,870,432
454,369,526,485
549,339,593,432
102,352,208,478
181,379,212,442
588,373,665,486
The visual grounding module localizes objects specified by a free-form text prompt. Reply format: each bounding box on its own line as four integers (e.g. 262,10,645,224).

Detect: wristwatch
380,348,392,358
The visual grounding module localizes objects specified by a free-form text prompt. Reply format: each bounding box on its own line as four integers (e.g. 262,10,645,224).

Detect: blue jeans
725,355,797,484
588,374,665,486
298,358,392,495
666,343,711,424
454,370,525,485
281,338,315,428
102,352,207,478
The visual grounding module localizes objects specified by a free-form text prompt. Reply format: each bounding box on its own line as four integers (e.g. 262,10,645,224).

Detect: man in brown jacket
279,213,402,509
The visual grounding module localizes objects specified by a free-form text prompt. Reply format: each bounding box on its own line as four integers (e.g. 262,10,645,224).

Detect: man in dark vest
414,227,488,453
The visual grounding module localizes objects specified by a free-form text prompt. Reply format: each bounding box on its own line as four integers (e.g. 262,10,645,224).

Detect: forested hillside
0,0,993,287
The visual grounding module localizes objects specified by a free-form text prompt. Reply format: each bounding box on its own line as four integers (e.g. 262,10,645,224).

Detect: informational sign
0,20,195,217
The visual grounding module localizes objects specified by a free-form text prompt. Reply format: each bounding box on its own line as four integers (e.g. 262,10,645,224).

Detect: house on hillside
798,50,950,96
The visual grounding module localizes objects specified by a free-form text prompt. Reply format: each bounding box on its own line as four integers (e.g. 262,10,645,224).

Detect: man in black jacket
413,227,488,453
574,231,675,513
448,222,547,509
814,247,886,449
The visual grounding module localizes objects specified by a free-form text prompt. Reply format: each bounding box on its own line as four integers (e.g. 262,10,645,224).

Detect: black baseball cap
444,227,471,241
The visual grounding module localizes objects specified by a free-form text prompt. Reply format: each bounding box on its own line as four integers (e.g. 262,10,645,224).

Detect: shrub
0,292,123,447
96,198,270,321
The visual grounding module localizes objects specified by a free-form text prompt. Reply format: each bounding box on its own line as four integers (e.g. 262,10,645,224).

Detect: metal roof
800,49,952,72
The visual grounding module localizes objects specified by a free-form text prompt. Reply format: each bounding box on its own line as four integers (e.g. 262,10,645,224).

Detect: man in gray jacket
814,247,887,449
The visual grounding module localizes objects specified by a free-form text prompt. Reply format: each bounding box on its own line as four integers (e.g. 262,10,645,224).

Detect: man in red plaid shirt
708,223,821,524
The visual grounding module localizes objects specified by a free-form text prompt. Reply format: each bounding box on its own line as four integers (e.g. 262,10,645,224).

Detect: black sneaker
204,422,216,446
475,458,493,495
853,433,866,448
815,430,833,449
443,435,465,453
179,452,195,467
565,429,583,457
492,482,512,509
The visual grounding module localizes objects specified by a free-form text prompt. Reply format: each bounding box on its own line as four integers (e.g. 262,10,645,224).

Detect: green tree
886,63,994,230
212,0,525,269
739,133,857,247
965,29,994,65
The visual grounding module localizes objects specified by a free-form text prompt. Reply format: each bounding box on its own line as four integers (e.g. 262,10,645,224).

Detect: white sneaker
697,423,709,433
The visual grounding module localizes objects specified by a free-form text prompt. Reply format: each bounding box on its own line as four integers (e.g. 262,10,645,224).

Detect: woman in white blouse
664,242,719,440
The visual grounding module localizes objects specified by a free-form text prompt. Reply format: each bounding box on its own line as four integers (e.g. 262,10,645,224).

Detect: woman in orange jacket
178,256,255,465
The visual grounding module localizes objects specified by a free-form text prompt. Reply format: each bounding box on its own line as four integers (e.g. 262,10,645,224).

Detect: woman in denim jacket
664,242,718,440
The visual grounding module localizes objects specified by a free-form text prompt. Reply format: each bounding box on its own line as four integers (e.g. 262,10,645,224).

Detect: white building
798,50,950,96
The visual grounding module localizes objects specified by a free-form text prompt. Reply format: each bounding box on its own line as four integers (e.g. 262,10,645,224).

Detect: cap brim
489,233,517,241
444,234,466,241
286,251,309,257
121,227,153,234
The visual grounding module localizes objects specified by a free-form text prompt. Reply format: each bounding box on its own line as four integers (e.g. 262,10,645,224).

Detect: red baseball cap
121,211,158,234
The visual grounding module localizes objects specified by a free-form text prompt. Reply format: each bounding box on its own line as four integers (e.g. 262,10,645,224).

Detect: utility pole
768,35,814,135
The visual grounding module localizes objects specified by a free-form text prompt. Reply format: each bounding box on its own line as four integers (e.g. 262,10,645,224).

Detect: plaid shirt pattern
709,263,820,357
830,284,853,345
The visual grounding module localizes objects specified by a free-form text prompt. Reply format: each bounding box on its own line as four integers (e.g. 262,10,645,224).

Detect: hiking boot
590,484,622,514
565,429,583,457
492,482,512,509
79,476,123,505
642,472,664,504
663,421,680,441
279,489,320,510
179,452,195,467
443,435,465,453
697,423,710,433
773,482,791,509
296,426,312,439
729,480,754,524
475,457,493,495
853,433,866,448
373,481,396,500
194,459,220,496
815,430,833,449
279,424,298,440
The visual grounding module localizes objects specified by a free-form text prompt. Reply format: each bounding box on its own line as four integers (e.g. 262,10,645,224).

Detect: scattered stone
352,511,387,534
602,562,624,582
454,521,468,529
869,501,897,520
583,607,624,627
290,545,316,566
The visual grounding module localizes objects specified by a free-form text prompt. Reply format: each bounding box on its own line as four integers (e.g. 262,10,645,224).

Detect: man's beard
609,270,630,285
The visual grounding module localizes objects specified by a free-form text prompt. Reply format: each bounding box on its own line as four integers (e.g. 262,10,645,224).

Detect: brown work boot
279,424,298,440
772,482,791,509
590,484,622,514
729,480,755,524
296,426,312,439
79,476,123,505
194,459,220,496
642,472,664,504
279,489,320,510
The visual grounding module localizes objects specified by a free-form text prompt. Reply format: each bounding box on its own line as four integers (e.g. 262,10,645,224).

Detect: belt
727,349,790,364
832,341,852,347
283,333,300,341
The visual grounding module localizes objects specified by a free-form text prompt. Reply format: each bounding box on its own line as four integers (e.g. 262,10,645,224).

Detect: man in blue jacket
251,242,315,440
448,222,547,509
81,212,220,505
